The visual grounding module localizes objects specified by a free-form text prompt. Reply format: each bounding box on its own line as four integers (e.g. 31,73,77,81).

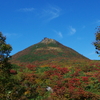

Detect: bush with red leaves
26,64,36,70
10,69,17,74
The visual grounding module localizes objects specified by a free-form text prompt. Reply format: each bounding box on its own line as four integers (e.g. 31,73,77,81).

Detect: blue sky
0,0,100,60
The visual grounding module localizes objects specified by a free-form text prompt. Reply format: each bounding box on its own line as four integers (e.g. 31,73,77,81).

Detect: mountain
11,38,89,66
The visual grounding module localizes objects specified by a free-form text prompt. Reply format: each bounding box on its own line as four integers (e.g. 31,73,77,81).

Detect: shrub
10,69,17,74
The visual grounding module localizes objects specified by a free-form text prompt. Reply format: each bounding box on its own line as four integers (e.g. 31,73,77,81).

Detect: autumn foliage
5,60,100,100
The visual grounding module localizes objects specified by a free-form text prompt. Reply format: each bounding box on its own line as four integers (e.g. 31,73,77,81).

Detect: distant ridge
11,37,89,65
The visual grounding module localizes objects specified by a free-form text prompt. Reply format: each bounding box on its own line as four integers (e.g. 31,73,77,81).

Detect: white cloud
18,8,35,12
68,26,76,35
4,33,17,37
58,32,63,38
96,20,100,23
53,30,63,38
4,33,22,38
88,51,95,55
41,6,61,21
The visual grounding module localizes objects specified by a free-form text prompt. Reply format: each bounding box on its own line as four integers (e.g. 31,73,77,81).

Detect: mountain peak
11,37,89,66
40,37,57,44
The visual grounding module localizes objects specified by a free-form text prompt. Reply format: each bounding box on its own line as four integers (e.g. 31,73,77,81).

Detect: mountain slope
11,38,89,65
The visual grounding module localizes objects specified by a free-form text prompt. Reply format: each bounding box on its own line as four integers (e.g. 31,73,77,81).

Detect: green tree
93,26,100,56
0,32,12,71
0,32,13,99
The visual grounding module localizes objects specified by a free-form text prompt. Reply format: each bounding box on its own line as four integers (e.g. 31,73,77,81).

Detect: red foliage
71,69,81,77
82,76,89,82
53,85,66,95
71,71,79,77
22,73,36,85
45,66,69,80
51,72,62,78
56,67,69,74
10,69,17,74
68,78,81,88
51,65,57,68
26,64,36,70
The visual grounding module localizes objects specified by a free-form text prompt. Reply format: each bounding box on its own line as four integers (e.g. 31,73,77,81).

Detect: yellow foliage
66,66,71,70
35,79,42,84
40,64,49,67
24,90,30,95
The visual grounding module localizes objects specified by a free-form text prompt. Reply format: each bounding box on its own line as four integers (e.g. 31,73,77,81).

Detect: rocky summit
40,37,58,44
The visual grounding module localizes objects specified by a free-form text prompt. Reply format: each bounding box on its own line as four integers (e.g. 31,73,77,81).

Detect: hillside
8,38,100,100
11,38,89,66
